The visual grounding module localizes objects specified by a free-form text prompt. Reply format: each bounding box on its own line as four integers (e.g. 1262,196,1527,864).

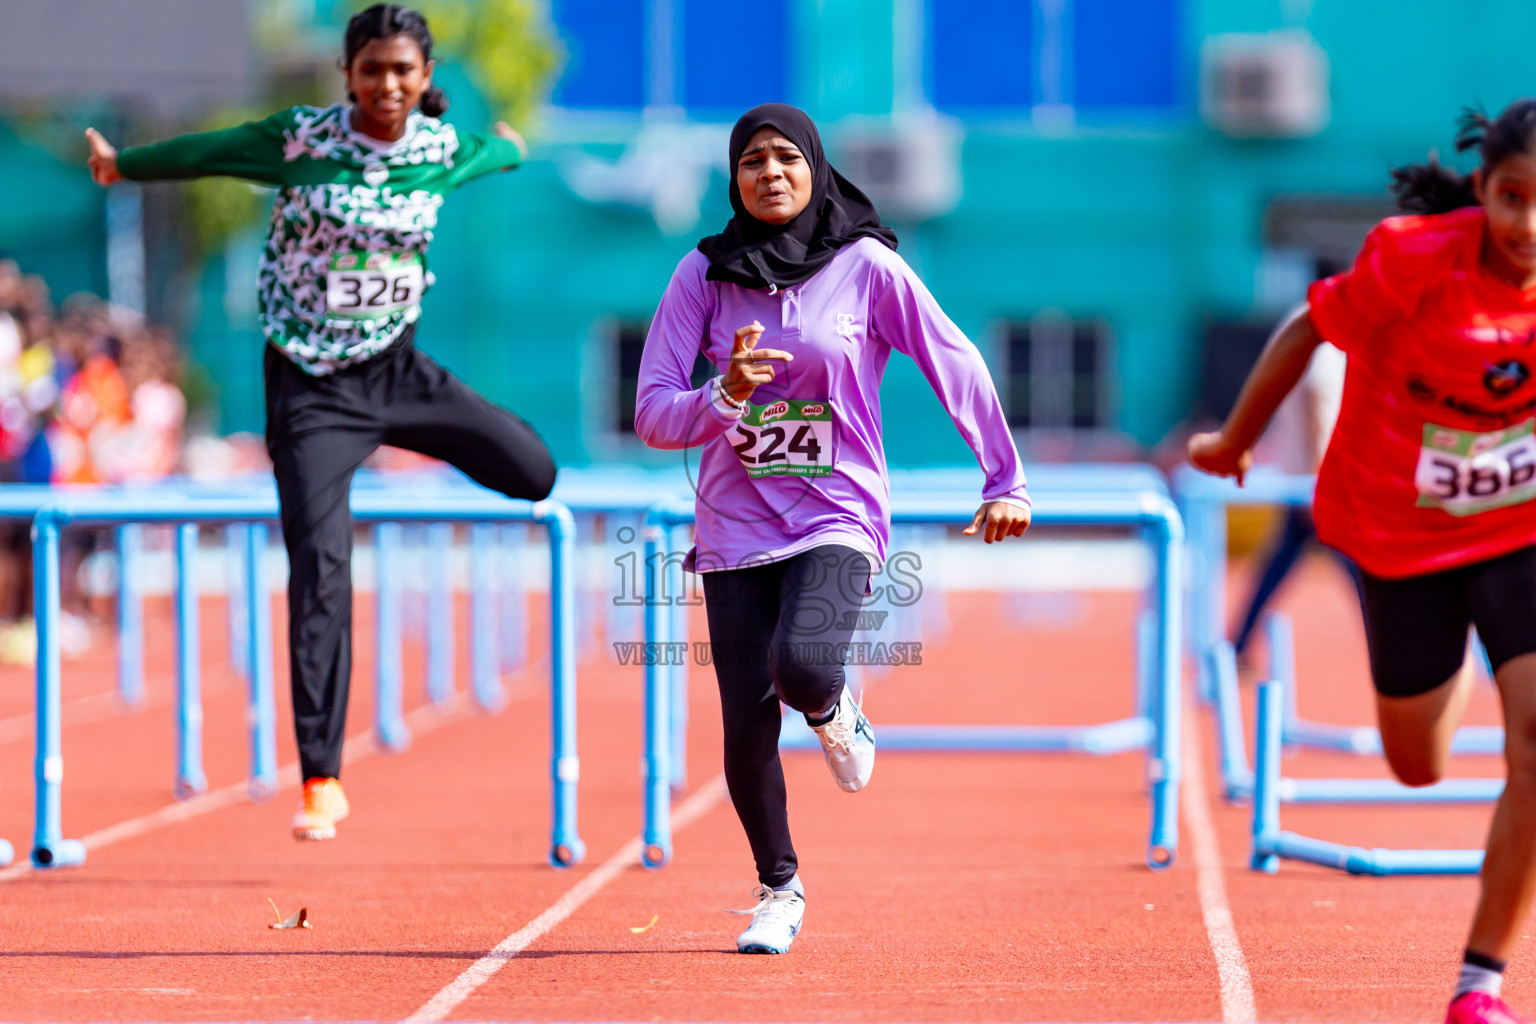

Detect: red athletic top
1309,207,1536,578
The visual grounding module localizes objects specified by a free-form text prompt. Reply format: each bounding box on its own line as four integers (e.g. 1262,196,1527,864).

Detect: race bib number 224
1415,418,1536,516
731,399,835,478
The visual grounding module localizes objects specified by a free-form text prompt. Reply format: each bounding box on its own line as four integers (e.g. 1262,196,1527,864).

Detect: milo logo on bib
730,399,835,478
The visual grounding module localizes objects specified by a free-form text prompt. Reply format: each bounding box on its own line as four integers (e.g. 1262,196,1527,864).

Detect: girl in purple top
636,104,1030,954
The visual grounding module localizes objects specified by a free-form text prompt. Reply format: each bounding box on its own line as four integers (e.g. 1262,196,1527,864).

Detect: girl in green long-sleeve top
86,3,558,841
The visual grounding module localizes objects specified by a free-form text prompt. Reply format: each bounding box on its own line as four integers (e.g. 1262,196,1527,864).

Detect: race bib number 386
327,251,424,319
1415,418,1536,516
731,399,835,478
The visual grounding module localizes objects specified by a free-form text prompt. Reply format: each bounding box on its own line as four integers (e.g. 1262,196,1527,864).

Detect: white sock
1455,960,1504,999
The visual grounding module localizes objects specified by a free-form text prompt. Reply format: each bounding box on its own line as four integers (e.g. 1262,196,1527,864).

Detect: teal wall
13,0,1536,468
0,122,106,300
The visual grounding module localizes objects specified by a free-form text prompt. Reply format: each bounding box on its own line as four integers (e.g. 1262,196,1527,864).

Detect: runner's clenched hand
1187,430,1254,487
722,321,793,403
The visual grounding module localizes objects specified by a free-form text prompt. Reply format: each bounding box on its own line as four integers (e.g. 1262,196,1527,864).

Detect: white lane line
0,700,467,881
403,776,728,1024
1183,704,1258,1024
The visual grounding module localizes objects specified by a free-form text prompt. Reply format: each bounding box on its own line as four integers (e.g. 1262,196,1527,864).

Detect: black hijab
697,103,897,290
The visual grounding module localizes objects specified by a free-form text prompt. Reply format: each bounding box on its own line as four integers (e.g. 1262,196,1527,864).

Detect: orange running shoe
291,777,350,841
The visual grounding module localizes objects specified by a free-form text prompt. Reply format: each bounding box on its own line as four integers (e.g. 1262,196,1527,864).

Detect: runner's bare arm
1188,304,1325,485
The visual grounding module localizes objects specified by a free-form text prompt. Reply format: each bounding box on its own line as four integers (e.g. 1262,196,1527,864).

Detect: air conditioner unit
1200,30,1329,139
833,114,963,222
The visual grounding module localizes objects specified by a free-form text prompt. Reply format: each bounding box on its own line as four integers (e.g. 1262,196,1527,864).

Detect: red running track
0,555,1521,1022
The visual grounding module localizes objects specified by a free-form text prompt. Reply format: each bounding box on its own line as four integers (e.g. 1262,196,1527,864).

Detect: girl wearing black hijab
636,104,1030,954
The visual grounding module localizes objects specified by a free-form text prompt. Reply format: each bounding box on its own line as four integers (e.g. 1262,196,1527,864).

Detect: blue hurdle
1213,616,1503,808
1174,467,1504,800
1211,612,1506,801
636,488,1186,872
1250,678,1489,876
114,485,538,757
631,463,1171,797
27,490,583,871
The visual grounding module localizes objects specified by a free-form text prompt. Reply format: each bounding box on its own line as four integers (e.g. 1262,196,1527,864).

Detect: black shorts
1361,545,1536,697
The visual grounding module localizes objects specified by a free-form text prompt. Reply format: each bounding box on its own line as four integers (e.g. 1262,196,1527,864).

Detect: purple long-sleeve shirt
636,237,1029,572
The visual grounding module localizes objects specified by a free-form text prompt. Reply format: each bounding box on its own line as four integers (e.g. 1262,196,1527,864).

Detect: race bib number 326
731,399,835,478
327,251,424,320
1415,418,1536,516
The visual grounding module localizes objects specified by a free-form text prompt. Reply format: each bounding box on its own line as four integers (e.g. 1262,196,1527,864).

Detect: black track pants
264,328,556,781
701,545,871,888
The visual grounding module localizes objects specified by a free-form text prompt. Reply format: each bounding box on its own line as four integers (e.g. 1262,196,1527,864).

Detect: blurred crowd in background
0,258,186,487
0,258,191,664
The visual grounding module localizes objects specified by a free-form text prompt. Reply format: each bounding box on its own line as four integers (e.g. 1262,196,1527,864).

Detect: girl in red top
1191,100,1536,1024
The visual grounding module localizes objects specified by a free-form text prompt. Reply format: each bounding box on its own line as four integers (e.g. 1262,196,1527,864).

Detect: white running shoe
731,883,805,954
809,687,875,792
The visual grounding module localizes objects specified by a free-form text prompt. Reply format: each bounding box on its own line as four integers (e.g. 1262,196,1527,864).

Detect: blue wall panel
550,0,646,109
930,0,1032,110
682,0,789,114
1074,0,1179,109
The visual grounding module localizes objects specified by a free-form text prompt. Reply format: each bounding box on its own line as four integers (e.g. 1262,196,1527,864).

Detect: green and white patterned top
119,104,521,376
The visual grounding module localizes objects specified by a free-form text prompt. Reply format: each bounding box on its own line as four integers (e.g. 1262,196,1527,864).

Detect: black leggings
265,327,556,781
702,544,872,889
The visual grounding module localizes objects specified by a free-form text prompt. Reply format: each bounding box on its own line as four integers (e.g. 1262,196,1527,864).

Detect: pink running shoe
1447,992,1529,1024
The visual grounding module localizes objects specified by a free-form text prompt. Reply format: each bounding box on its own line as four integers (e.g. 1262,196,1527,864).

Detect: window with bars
613,321,716,435
1004,315,1114,430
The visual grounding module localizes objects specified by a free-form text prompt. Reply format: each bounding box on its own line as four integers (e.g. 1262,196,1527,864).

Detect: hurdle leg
226,523,249,681
244,523,279,800
1210,642,1254,801
1251,679,1282,873
470,523,505,713
576,513,598,657
1145,508,1182,869
374,522,411,752
668,522,690,793
604,514,642,651
1195,497,1227,704
641,523,672,869
501,523,528,672
1181,496,1205,667
31,513,83,868
1266,610,1384,753
115,523,144,706
174,523,208,800
425,523,456,708
544,506,584,867
1266,612,1301,742
1135,607,1155,718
